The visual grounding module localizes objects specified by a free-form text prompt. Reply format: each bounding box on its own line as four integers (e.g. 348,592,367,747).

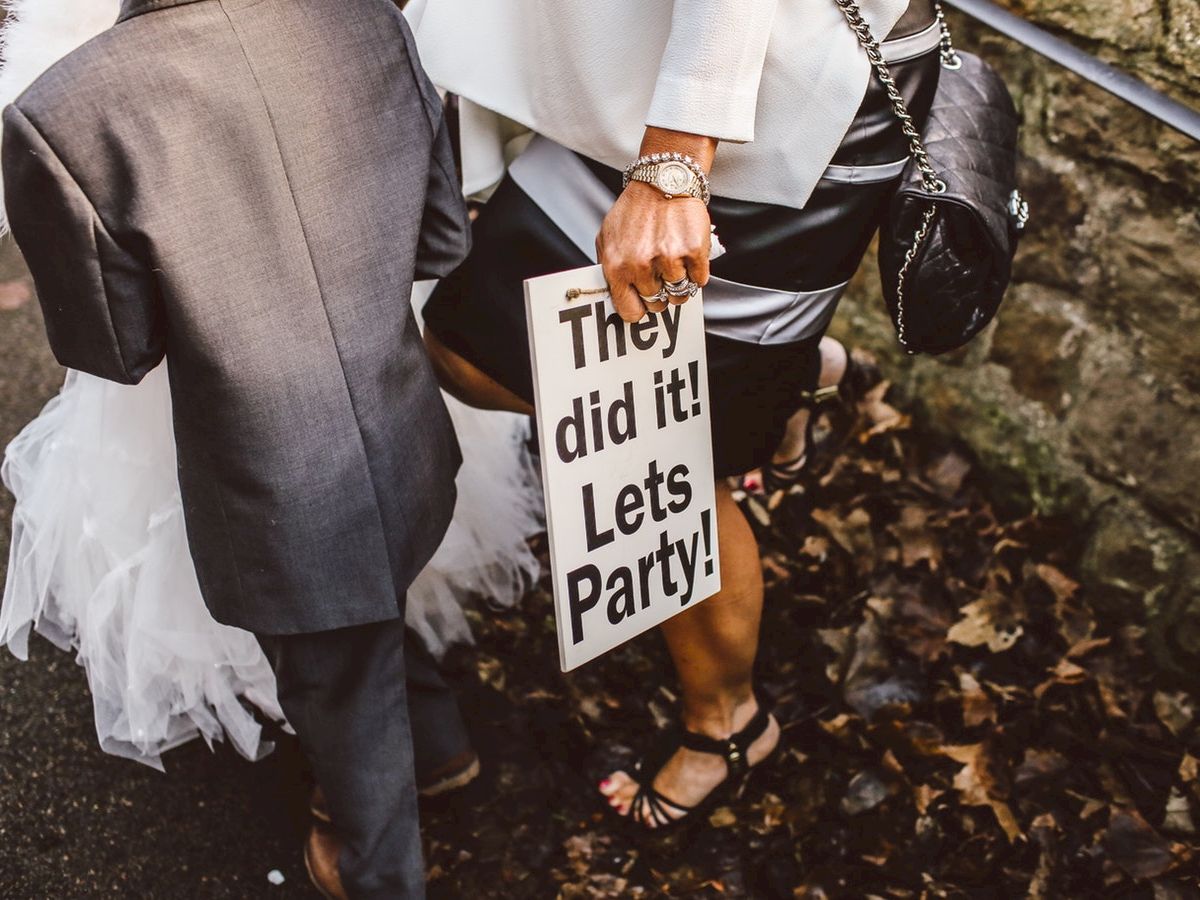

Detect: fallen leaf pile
421,365,1200,898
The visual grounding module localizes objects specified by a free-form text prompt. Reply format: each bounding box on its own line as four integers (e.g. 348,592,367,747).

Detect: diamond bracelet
621,152,711,205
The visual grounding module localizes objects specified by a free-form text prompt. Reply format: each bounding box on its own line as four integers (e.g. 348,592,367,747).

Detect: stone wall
831,0,1200,675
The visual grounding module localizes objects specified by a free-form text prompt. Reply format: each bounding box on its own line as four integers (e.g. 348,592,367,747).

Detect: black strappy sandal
612,701,778,833
746,349,876,495
758,381,844,494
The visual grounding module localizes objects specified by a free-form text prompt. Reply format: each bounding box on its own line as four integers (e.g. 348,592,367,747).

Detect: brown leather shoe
309,750,482,822
304,825,348,900
419,749,482,798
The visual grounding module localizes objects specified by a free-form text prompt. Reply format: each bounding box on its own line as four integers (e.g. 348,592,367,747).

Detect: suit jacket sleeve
645,0,779,144
2,104,165,384
414,105,471,281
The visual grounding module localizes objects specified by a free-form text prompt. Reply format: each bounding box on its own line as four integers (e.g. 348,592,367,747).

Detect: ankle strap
677,702,771,776
796,383,842,406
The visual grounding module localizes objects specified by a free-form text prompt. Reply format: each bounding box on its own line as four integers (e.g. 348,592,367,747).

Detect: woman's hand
597,128,718,323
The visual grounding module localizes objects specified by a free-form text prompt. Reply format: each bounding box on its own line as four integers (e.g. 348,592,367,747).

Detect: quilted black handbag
836,0,1029,355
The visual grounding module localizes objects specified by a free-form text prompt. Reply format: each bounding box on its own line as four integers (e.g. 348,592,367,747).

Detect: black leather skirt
425,28,942,477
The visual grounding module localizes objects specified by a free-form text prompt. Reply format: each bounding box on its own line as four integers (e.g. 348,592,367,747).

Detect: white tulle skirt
1,320,542,769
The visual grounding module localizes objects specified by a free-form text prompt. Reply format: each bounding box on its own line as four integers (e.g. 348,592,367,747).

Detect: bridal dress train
0,0,543,769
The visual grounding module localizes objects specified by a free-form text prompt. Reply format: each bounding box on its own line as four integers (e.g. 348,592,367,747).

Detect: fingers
603,256,668,323
599,227,654,323
655,256,688,305
599,248,644,325
685,233,712,289
657,255,688,285
632,268,664,306
606,272,647,323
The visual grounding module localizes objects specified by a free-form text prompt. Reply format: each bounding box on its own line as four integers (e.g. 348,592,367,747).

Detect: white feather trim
0,0,119,231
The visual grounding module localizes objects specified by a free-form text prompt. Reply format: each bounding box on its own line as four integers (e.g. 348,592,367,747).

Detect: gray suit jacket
3,0,471,634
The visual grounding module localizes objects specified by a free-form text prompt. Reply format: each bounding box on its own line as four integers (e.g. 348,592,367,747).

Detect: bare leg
424,328,533,416
599,481,780,824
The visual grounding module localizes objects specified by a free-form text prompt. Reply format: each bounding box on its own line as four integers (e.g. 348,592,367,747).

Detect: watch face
656,162,692,195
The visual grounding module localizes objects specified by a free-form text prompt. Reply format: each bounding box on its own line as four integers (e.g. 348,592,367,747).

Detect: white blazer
405,0,910,208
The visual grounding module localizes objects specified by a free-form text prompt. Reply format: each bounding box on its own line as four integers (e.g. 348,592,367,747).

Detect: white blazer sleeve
645,0,778,143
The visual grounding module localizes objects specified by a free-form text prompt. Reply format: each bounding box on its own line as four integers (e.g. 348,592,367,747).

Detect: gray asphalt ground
0,236,323,898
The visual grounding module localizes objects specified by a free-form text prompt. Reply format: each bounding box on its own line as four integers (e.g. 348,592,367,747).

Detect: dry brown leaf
1103,808,1174,880
1179,754,1199,784
959,671,998,727
799,534,831,560
859,380,900,428
942,744,1024,843
888,506,942,569
1153,691,1196,738
1079,797,1109,820
947,597,1024,653
842,611,922,719
913,783,945,815
1034,658,1090,699
924,451,971,498
793,594,829,608
1151,878,1199,900
1038,561,1095,647
819,713,857,740
881,749,905,777
818,627,852,685
475,654,507,691
885,583,954,662
1028,812,1058,899
1051,658,1089,682
865,595,893,618
841,769,893,815
761,555,790,583
865,413,912,438
1031,812,1058,831
1095,761,1135,808
992,537,1028,554
744,495,772,527
760,794,787,830
1096,675,1131,720
1066,636,1112,659
811,507,874,561
1034,563,1080,602
902,720,948,757
1014,748,1071,788
708,807,737,828
982,679,1028,703
1161,788,1195,835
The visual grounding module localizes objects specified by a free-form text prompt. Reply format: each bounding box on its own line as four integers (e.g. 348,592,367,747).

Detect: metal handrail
945,0,1200,143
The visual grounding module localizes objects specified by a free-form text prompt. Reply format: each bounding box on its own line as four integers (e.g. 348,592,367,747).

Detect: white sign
525,265,722,671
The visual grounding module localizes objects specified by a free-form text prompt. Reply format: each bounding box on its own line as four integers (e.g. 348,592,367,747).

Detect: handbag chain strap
833,0,960,195
834,0,962,352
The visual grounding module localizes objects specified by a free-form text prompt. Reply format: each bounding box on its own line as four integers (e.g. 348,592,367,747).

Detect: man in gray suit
2,0,472,895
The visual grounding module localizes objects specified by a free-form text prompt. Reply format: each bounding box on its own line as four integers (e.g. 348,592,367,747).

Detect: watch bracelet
621,152,711,205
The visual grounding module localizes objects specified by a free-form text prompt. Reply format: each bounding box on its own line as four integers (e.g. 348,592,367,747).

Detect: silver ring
663,278,699,298
639,288,671,304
